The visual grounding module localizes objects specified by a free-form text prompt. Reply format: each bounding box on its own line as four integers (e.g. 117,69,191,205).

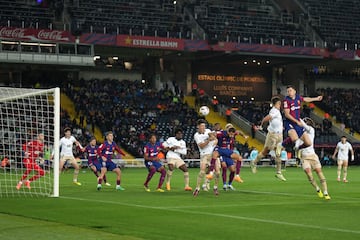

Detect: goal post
0,87,60,197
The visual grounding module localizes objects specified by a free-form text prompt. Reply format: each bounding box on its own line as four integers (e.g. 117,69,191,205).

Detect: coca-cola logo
37,30,68,41
0,27,70,42
0,27,26,38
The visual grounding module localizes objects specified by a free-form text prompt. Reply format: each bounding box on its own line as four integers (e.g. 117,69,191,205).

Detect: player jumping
280,85,322,155
299,118,331,200
251,96,286,181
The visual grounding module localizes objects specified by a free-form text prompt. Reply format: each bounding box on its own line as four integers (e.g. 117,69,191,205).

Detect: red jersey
22,140,44,162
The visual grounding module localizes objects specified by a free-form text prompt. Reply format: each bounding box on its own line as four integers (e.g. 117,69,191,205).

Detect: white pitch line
61,196,360,235
121,184,360,201
237,189,360,201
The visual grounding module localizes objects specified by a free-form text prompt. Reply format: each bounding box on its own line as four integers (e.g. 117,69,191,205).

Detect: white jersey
194,129,217,157
336,141,353,160
60,136,77,157
300,126,315,157
163,137,187,160
267,107,283,133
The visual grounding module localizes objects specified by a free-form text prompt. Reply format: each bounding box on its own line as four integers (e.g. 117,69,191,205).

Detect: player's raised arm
303,96,323,102
237,129,248,139
260,114,272,128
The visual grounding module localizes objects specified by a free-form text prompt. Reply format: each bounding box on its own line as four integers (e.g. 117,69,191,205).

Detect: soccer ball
199,106,210,116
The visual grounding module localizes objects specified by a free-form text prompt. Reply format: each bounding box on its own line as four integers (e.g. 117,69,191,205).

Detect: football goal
0,87,60,197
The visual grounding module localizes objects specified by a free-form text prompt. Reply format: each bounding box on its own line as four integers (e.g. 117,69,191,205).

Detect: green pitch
1,166,360,240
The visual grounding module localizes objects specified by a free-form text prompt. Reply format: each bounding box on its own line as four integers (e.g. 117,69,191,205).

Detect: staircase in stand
60,93,136,161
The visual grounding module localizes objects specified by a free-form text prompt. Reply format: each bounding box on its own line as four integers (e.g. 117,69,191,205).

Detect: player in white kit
251,96,286,181
299,118,331,200
163,128,192,191
59,127,82,185
193,119,219,196
332,136,354,182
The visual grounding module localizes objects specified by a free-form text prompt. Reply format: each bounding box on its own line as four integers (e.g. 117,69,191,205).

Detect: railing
218,104,267,143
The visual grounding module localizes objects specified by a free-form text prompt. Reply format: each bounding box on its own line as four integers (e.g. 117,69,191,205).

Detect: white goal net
0,87,60,197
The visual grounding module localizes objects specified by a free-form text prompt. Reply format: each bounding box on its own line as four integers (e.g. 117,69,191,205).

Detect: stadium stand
191,0,309,45
316,88,360,134
299,0,360,48
63,78,200,158
68,0,190,37
0,0,59,29
1,0,359,50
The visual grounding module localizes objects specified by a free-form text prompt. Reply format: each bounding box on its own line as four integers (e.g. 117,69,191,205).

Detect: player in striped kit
207,124,247,190
79,137,110,186
280,85,322,155
97,131,126,191
143,134,166,192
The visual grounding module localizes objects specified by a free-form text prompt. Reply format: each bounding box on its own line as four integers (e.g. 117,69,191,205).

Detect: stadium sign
0,27,73,42
194,71,271,101
117,35,184,50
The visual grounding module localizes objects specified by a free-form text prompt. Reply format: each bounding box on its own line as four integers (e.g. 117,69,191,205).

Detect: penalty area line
61,196,360,235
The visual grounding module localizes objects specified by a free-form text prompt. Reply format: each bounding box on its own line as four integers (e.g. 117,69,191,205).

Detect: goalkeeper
16,133,45,190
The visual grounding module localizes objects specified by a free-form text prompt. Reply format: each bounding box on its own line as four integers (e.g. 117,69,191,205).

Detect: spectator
1,156,10,170
225,108,232,123
212,96,219,112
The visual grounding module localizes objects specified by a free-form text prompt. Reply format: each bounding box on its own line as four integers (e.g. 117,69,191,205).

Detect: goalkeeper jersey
22,140,44,161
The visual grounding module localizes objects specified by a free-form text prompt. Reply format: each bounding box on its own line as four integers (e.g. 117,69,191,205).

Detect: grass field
1,166,360,240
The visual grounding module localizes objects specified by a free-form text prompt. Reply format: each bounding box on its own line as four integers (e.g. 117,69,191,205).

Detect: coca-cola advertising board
0,27,74,42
